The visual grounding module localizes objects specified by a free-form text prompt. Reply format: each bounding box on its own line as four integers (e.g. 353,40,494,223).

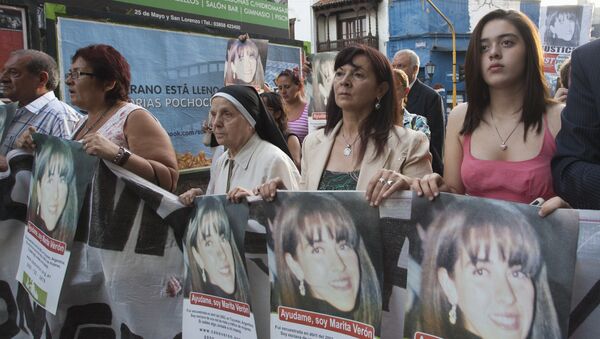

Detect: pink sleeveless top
287,103,309,143
461,117,556,204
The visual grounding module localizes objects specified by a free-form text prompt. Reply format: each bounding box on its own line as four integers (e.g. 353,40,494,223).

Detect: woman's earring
449,303,457,325
375,98,381,110
299,280,306,296
202,268,207,283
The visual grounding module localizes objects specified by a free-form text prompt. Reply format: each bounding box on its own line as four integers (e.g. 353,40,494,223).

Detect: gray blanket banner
0,152,598,338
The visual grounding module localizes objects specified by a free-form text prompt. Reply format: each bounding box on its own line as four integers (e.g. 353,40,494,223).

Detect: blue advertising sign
57,17,300,170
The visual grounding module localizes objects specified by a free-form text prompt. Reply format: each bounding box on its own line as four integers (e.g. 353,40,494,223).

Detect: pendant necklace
80,105,112,139
490,108,521,151
341,129,360,157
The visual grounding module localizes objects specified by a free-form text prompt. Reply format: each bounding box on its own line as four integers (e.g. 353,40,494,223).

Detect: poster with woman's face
182,195,257,339
541,6,585,48
266,191,384,339
311,52,337,114
403,193,579,339
17,134,98,314
224,38,268,91
0,102,17,146
27,134,98,247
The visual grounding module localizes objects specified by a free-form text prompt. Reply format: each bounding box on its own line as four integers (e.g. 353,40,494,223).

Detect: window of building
338,16,366,40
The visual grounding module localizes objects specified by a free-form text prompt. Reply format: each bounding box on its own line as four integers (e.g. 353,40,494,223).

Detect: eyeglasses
65,70,96,80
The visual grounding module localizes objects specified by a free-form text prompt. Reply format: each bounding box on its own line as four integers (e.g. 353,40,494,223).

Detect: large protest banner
56,17,301,170
0,155,598,338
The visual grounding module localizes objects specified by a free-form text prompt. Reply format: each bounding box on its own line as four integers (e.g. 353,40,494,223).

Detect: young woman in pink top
276,69,309,143
412,9,568,216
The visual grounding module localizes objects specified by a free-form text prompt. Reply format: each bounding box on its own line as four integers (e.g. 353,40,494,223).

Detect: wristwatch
113,146,132,166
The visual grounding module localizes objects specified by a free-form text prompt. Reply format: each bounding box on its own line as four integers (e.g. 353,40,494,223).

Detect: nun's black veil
213,85,291,158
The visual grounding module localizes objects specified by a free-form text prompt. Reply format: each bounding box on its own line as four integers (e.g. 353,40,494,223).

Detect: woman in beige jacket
255,45,431,206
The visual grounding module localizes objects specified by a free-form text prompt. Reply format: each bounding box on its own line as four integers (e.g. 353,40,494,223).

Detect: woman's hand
227,186,253,203
538,196,571,217
178,188,203,206
411,173,450,200
81,132,120,160
0,156,7,172
554,87,568,103
164,276,182,297
15,126,37,152
365,169,412,207
253,177,286,202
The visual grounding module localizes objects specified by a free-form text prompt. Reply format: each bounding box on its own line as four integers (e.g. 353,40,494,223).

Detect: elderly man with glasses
0,49,80,170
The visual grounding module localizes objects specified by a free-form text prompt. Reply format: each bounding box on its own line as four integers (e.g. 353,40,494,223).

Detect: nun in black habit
178,85,300,204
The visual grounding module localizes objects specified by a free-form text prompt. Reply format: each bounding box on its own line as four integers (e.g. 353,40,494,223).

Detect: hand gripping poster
16,134,98,314
403,193,580,339
267,191,384,339
183,195,257,339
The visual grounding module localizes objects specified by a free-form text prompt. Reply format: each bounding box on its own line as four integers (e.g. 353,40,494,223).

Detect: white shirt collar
409,77,417,89
226,133,261,171
21,91,57,115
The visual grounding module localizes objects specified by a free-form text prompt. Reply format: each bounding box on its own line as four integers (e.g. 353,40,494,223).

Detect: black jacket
406,79,445,174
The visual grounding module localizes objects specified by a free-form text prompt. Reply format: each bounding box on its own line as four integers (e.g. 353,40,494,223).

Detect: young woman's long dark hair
462,9,552,140
324,44,397,161
260,92,289,135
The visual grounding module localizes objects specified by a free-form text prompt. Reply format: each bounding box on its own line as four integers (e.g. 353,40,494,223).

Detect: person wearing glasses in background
0,49,80,171
17,44,178,191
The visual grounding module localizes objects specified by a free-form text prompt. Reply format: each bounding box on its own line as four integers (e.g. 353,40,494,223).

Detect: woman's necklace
490,108,521,151
80,106,111,139
341,130,360,157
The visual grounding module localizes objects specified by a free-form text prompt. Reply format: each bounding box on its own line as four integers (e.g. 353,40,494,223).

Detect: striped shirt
287,103,309,143
402,109,431,140
0,91,81,155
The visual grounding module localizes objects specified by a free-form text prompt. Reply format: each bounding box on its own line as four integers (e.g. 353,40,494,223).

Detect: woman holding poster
272,193,381,328
254,45,432,205
27,137,78,244
185,196,250,304
413,199,562,339
412,9,568,215
17,44,178,191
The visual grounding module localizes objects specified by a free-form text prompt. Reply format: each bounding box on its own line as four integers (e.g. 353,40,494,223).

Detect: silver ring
378,177,386,184
386,179,394,186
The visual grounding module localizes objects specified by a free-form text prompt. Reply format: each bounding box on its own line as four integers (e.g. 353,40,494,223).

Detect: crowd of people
1,7,600,339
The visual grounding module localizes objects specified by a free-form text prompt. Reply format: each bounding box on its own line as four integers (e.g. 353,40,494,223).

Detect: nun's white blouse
207,133,300,195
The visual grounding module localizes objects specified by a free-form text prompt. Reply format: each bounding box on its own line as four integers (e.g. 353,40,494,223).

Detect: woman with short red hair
66,44,178,191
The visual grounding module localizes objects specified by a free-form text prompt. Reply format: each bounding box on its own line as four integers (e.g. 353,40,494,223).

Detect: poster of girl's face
27,134,98,248
224,38,268,90
403,193,579,339
267,191,383,335
0,102,16,147
184,195,251,304
311,52,337,113
542,6,583,47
